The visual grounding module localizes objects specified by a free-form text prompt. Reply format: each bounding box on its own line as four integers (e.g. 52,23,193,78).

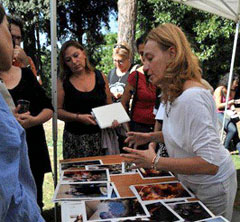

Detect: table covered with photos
53,155,229,222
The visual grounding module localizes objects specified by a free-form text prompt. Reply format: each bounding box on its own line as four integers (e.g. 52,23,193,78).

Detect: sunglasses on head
114,44,129,52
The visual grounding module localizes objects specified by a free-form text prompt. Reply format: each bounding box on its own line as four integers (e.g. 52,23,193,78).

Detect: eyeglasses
113,59,126,65
114,44,129,52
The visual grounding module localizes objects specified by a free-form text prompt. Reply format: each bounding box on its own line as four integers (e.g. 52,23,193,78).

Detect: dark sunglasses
114,44,129,52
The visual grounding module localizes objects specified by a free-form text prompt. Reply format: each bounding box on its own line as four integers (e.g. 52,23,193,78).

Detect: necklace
165,101,172,117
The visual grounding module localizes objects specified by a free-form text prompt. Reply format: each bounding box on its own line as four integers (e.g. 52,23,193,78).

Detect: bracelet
151,154,157,169
153,155,161,170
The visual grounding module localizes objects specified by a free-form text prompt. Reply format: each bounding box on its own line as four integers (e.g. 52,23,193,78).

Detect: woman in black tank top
57,40,112,159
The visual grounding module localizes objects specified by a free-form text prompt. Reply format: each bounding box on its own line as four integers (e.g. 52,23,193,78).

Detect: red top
128,71,156,125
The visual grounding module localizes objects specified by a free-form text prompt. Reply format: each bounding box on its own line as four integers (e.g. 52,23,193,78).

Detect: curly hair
218,73,239,88
59,40,94,81
146,23,202,103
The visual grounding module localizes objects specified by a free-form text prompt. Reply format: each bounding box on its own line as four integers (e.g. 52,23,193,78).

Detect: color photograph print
61,201,85,222
130,181,195,204
144,201,183,221
60,160,103,172
109,182,120,198
53,182,110,201
196,216,229,222
86,163,123,175
168,201,215,222
137,168,174,179
84,197,150,222
61,169,110,184
122,162,138,174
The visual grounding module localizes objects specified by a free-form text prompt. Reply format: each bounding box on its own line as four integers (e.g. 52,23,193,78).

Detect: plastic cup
17,99,30,114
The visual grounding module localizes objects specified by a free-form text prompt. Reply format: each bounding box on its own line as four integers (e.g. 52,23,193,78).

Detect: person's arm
121,83,135,111
121,147,218,175
148,120,162,150
101,72,113,104
57,78,97,125
125,130,164,149
17,108,52,129
214,86,234,110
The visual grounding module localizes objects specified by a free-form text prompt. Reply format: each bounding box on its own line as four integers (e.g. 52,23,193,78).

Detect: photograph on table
167,201,215,222
84,197,150,222
61,169,110,183
130,181,195,204
196,216,229,222
61,201,85,222
144,201,183,222
122,162,138,174
53,182,110,201
137,168,174,179
60,160,103,172
109,182,120,198
86,163,123,175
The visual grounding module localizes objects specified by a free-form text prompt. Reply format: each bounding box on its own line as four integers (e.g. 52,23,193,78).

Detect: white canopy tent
49,1,240,221
173,0,240,139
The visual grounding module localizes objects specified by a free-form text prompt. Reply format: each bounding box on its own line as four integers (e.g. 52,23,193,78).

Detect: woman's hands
121,146,156,169
17,113,37,129
76,114,97,125
124,131,152,149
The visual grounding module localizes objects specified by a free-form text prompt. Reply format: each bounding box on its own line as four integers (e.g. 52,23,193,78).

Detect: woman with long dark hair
57,40,112,159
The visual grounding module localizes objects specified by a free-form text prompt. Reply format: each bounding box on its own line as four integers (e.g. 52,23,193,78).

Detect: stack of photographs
58,159,228,222
61,169,110,183
130,181,195,204
54,182,111,201
167,201,215,221
60,160,103,172
137,168,174,179
86,162,137,175
84,197,150,221
196,216,229,222
61,201,85,222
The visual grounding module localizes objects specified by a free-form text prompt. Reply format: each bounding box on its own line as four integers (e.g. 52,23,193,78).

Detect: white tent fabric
173,0,240,22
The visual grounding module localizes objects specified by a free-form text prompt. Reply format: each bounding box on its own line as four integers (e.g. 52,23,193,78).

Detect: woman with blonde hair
108,42,133,102
121,23,237,220
57,40,112,159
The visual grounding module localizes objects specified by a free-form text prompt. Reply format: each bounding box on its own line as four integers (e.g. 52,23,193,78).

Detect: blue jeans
217,112,240,151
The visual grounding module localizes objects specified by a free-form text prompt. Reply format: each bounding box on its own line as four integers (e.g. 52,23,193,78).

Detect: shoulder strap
95,69,105,88
130,71,139,118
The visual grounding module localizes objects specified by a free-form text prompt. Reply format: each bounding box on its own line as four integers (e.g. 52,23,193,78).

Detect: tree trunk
118,0,137,62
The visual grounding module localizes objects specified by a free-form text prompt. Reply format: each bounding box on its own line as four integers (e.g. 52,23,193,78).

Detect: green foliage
137,0,239,88
93,33,117,75
40,47,53,98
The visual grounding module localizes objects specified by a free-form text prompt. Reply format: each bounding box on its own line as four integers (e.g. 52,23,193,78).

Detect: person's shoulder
181,87,211,103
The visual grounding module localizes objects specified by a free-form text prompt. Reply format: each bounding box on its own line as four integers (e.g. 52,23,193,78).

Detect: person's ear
169,46,176,59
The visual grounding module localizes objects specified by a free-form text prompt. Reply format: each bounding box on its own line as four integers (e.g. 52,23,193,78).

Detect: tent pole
221,21,240,140
50,0,58,221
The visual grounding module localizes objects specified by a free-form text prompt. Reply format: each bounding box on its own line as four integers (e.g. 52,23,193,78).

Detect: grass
42,119,240,221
